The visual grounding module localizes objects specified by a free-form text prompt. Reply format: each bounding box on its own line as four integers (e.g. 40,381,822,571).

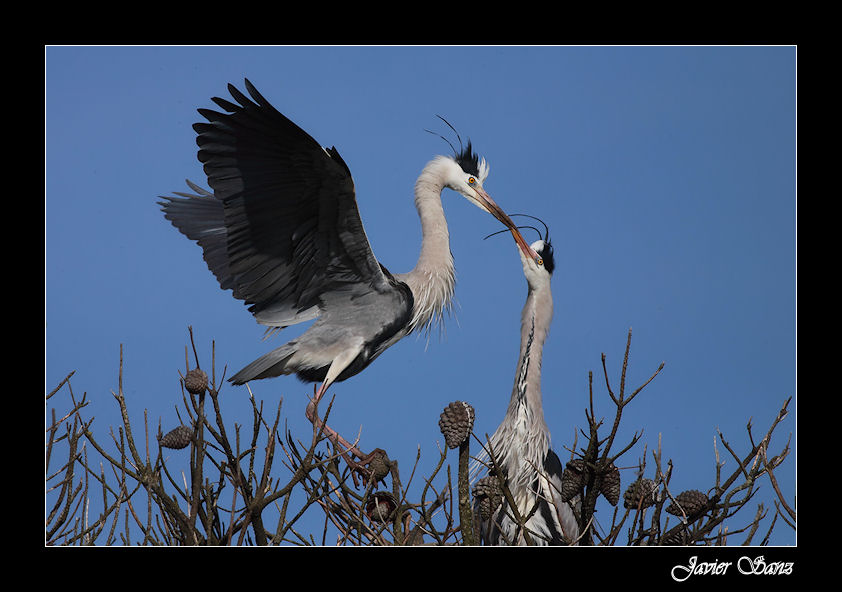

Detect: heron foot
304,388,389,488
342,447,390,488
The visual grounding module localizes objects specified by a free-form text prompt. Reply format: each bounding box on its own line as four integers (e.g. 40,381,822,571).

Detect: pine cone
365,491,397,523
438,401,475,449
159,425,194,450
472,475,503,520
666,489,709,517
368,449,391,482
623,478,656,510
662,524,690,545
560,459,586,502
184,368,208,394
600,463,621,506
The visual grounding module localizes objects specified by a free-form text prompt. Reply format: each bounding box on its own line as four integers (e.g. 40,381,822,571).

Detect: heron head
426,119,542,265
439,140,490,203
514,214,555,286
520,238,555,287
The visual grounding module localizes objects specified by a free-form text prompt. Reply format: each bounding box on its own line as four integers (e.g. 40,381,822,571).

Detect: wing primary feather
163,80,412,365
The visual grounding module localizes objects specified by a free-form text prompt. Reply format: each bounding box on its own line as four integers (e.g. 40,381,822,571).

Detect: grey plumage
160,81,417,387
473,235,580,545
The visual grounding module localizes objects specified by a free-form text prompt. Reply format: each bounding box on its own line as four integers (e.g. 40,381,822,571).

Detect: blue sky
45,46,796,546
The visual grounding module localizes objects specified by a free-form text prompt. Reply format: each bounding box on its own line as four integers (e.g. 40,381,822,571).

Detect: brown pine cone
666,489,709,517
623,478,656,509
661,524,690,545
159,425,194,450
438,401,475,449
560,459,586,502
184,368,208,394
472,475,503,520
365,491,397,523
368,449,391,482
600,463,621,506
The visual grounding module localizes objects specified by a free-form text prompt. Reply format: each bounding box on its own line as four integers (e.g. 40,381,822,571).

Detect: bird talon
339,448,390,489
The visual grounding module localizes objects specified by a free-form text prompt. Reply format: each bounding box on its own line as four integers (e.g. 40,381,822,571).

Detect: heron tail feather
229,344,297,385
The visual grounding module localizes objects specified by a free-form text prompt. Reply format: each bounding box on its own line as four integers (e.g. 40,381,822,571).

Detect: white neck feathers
397,158,457,336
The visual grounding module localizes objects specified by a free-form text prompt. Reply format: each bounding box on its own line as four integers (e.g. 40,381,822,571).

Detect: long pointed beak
473,187,542,264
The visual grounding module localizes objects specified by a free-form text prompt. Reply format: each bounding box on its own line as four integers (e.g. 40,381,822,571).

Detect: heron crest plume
455,140,490,184
426,115,490,184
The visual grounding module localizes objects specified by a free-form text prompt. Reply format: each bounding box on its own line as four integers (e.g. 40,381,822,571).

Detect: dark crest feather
538,237,555,275
425,115,481,177
454,140,481,177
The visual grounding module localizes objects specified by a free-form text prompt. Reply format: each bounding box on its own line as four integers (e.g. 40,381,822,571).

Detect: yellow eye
468,177,476,185
537,258,544,266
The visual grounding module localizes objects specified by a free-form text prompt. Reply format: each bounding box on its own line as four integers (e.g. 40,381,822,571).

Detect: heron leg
306,381,366,458
306,386,380,487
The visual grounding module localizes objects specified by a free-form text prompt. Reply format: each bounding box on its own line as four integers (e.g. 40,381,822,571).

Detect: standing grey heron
473,219,580,545
159,79,540,477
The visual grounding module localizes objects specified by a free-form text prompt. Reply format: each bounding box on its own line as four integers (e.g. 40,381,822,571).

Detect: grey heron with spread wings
159,79,540,479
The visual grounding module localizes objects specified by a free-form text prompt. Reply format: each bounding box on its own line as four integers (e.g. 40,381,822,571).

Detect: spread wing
161,79,401,329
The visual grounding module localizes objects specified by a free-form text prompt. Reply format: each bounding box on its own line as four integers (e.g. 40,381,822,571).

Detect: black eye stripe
536,241,555,274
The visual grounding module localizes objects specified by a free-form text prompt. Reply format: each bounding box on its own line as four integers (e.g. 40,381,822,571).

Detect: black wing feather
176,79,395,326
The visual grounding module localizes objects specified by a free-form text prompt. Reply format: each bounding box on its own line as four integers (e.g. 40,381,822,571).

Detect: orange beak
473,187,542,265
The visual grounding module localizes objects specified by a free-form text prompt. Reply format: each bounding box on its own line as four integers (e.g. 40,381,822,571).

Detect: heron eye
468,177,476,185
537,258,544,266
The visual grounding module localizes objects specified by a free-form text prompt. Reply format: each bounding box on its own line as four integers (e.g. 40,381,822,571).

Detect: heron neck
399,160,456,335
506,282,553,461
480,282,553,492
518,285,553,395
